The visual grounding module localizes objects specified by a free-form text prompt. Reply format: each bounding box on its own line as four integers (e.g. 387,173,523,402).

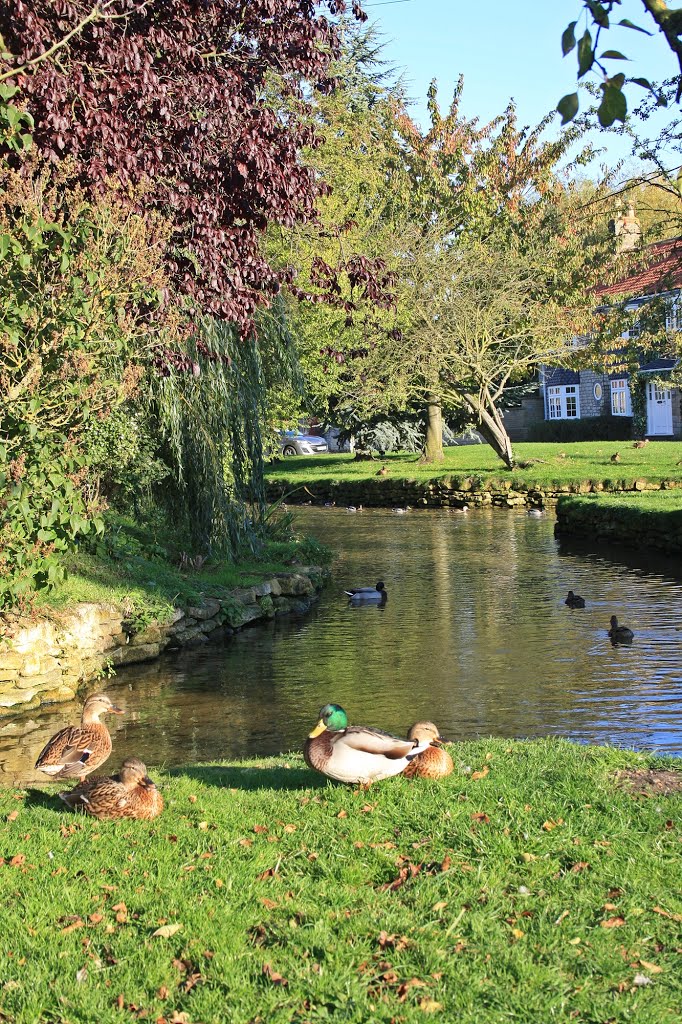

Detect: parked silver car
279,431,329,456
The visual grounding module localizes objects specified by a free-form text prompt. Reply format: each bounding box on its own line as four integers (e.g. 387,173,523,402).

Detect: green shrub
528,415,633,443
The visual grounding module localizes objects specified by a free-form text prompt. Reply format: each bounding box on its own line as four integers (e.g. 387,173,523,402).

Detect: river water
3,507,682,783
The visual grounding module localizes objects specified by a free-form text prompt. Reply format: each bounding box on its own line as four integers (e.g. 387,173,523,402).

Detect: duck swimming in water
344,581,387,603
608,615,634,644
565,590,586,608
303,704,430,786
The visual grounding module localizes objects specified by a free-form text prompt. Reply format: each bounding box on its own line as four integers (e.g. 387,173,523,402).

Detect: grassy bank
266,442,682,492
30,515,332,629
556,492,682,556
1,739,680,1023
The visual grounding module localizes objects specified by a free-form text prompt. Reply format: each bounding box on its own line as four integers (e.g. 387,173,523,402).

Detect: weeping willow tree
151,296,300,557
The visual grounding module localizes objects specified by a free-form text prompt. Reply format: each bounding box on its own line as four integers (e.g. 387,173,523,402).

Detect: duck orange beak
109,706,125,715
308,719,327,738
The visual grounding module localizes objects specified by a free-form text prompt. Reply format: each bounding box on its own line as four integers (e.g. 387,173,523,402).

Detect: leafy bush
0,437,103,607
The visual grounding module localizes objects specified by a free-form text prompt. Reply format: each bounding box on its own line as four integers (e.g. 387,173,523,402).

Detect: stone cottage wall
578,370,610,419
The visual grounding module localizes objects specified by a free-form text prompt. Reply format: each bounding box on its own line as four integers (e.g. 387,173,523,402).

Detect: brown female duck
59,757,163,820
35,693,124,782
402,722,454,780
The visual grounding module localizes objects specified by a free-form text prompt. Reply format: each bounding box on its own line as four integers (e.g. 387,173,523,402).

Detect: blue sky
362,0,677,178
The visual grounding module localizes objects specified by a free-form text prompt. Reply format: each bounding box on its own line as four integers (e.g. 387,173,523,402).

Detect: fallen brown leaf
253,825,268,834
152,923,182,938
470,812,490,824
6,811,18,823
262,962,288,986
260,898,278,910
419,998,443,1012
471,766,489,780
601,917,626,929
652,906,682,922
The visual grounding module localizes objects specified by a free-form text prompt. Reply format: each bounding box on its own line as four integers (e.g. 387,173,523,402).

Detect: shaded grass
1,739,680,1023
266,442,682,492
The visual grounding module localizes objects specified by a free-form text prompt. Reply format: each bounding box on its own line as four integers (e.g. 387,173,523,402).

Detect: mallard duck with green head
304,704,430,785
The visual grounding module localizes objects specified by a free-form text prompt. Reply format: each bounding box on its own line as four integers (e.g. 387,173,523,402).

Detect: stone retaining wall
267,476,682,510
0,568,327,714
555,497,682,555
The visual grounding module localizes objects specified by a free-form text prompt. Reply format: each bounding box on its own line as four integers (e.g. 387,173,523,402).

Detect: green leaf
600,51,628,60
557,92,579,124
618,18,653,36
630,77,654,91
562,21,577,56
598,84,627,127
610,73,626,90
585,0,609,27
577,30,594,78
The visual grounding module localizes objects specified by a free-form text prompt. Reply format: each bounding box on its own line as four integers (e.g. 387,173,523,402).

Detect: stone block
228,587,257,606
187,598,221,620
131,625,164,645
275,573,315,597
110,642,162,667
268,578,282,597
19,668,63,691
222,603,264,629
253,581,272,597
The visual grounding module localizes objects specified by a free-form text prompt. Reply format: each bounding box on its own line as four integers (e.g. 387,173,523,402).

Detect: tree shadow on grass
171,763,329,792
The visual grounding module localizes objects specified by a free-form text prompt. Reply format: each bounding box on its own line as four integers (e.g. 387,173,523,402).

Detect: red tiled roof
596,238,682,299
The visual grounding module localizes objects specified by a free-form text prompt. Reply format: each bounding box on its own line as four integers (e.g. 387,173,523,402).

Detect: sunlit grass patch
1,739,680,1023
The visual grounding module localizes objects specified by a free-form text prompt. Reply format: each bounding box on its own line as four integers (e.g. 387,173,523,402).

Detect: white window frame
666,297,681,332
547,384,580,420
610,379,632,416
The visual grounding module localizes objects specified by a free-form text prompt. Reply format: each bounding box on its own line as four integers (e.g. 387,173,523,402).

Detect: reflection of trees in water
4,508,682,781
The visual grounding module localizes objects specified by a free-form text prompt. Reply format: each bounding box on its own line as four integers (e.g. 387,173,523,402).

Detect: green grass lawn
266,442,682,491
1,739,680,1023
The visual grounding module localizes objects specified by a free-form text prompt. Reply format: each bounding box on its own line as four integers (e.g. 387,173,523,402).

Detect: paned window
610,379,631,416
547,385,579,420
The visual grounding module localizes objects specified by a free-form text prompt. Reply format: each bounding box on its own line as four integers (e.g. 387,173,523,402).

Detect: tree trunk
462,392,514,469
421,393,444,462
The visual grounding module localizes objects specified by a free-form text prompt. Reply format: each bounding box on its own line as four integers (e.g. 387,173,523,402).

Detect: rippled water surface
4,507,682,782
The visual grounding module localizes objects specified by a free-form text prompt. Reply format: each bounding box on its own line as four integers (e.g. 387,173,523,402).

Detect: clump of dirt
615,768,682,797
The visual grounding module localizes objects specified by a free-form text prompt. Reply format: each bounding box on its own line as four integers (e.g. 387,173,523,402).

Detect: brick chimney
609,198,642,252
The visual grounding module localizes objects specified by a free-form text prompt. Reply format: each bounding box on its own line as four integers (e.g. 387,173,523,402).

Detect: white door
646,382,673,435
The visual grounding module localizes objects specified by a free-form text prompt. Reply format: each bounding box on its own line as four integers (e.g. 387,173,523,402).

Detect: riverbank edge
0,566,328,715
265,474,682,510
555,494,682,555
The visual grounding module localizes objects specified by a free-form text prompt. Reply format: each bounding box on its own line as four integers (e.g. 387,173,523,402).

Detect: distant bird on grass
565,590,586,609
633,439,649,448
60,758,163,820
35,693,124,783
376,465,388,476
610,452,621,464
344,581,387,603
303,704,430,786
608,615,634,644
402,722,453,780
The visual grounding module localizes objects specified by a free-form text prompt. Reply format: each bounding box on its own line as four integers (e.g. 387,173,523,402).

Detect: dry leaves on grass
152,923,183,938
262,962,288,986
378,931,410,951
470,766,489,781
601,916,626,929
652,906,682,922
